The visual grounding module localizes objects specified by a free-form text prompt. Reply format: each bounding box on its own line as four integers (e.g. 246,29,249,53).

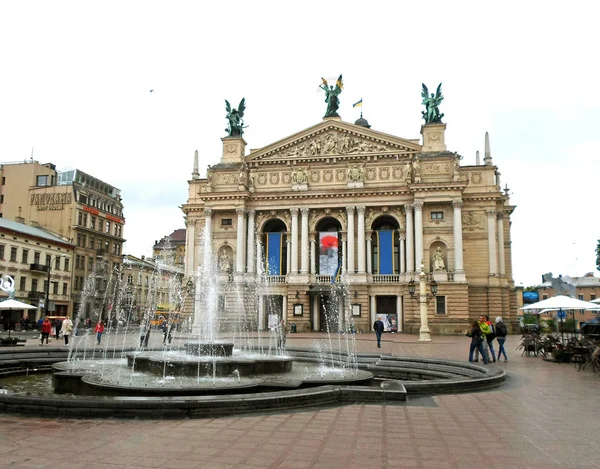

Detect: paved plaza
1,333,599,469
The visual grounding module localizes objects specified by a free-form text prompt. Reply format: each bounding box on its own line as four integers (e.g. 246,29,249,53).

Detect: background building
121,254,185,324
153,229,186,269
182,109,518,334
0,218,74,326
0,161,126,319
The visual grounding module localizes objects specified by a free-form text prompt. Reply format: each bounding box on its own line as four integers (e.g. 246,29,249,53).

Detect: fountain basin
184,342,234,357
127,351,293,377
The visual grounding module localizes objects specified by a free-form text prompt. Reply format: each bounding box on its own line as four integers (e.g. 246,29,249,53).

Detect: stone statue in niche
432,247,446,271
404,160,413,182
218,250,232,273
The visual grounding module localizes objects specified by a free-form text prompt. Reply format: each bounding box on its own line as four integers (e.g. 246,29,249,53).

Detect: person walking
373,316,384,348
495,316,508,361
139,322,148,347
40,317,52,345
61,317,73,346
94,320,105,345
484,315,497,362
467,320,489,364
54,318,63,340
474,315,492,363
161,320,173,345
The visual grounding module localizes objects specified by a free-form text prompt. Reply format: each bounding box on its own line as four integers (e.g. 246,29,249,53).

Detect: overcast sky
1,1,598,287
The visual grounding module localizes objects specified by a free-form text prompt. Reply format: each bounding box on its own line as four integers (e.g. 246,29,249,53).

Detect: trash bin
290,323,297,333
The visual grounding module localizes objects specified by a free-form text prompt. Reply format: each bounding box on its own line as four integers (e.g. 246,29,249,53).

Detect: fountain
0,229,506,418
48,226,372,398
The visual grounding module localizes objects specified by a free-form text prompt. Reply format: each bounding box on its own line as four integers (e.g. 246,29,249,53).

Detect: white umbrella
591,298,600,304
0,299,37,310
521,295,599,311
0,298,37,340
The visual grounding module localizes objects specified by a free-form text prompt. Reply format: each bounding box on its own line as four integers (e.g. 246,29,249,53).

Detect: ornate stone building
181,113,517,334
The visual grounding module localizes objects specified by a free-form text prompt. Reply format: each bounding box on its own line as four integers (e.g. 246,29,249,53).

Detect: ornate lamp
407,262,438,342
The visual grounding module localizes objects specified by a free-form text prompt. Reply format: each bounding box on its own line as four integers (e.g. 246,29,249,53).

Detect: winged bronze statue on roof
225,98,247,137
319,75,343,118
421,83,444,124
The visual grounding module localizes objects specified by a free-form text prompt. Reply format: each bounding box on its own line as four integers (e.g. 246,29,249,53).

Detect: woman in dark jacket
467,320,488,364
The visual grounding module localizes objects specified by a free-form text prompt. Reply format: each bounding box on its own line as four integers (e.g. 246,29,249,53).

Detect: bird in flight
150,90,154,93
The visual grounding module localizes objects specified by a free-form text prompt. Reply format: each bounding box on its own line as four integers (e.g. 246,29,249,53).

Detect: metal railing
372,275,400,283
315,275,333,284
260,275,287,284
29,263,49,273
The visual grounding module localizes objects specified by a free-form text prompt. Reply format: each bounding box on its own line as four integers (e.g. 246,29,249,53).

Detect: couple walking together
467,315,508,364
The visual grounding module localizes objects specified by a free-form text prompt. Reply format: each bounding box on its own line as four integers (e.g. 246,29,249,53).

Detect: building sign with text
30,193,72,211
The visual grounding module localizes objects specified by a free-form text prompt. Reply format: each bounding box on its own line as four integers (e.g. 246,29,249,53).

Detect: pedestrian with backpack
495,316,508,361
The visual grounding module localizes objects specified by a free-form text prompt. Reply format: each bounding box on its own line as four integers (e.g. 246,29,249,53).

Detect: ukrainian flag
353,99,363,108
331,261,342,284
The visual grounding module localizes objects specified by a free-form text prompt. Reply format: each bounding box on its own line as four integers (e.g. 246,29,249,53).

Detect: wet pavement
1,333,599,469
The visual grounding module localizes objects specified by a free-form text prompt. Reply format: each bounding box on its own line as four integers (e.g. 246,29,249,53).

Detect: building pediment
247,119,422,163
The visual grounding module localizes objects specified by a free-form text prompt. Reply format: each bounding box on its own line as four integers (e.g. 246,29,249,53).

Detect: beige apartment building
0,218,74,326
0,162,125,319
182,111,518,335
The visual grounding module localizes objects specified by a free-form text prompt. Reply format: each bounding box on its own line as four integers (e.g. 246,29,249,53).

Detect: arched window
372,216,400,274
262,219,288,275
315,217,342,276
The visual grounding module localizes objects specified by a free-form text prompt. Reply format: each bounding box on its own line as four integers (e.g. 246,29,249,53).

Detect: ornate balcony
260,275,286,284
28,291,44,300
30,263,49,273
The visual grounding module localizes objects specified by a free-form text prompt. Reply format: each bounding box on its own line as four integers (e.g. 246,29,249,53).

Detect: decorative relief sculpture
413,156,422,183
336,169,346,182
347,165,364,182
392,166,403,180
291,168,308,191
271,131,394,159
269,173,280,185
218,249,232,273
379,167,390,180
462,211,484,231
257,173,267,186
471,172,482,184
291,168,308,185
404,160,413,182
432,247,446,271
323,169,333,183
453,155,461,181
366,168,376,181
310,171,321,183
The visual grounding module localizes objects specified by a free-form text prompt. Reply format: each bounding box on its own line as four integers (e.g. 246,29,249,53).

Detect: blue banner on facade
378,230,394,274
266,233,282,275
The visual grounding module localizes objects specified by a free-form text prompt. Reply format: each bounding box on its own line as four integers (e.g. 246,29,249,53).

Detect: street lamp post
43,254,66,318
407,262,438,342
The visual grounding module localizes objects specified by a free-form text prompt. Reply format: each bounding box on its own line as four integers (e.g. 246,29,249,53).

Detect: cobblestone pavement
1,333,599,469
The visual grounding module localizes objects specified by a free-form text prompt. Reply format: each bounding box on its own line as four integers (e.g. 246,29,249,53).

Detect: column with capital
203,208,213,258
413,200,424,273
366,231,373,275
236,208,246,274
487,210,498,275
246,210,256,274
497,211,506,276
452,199,465,278
184,218,195,277
310,237,316,274
404,205,414,274
357,206,366,274
346,206,355,274
341,235,347,274
399,234,406,274
300,208,309,274
290,208,299,275
286,236,292,275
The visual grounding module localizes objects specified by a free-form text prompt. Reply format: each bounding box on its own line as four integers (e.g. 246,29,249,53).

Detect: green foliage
558,317,577,333
522,313,538,325
524,286,538,291
543,319,556,333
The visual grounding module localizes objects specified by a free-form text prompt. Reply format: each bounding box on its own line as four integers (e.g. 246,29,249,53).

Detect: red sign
83,205,99,216
106,214,123,223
